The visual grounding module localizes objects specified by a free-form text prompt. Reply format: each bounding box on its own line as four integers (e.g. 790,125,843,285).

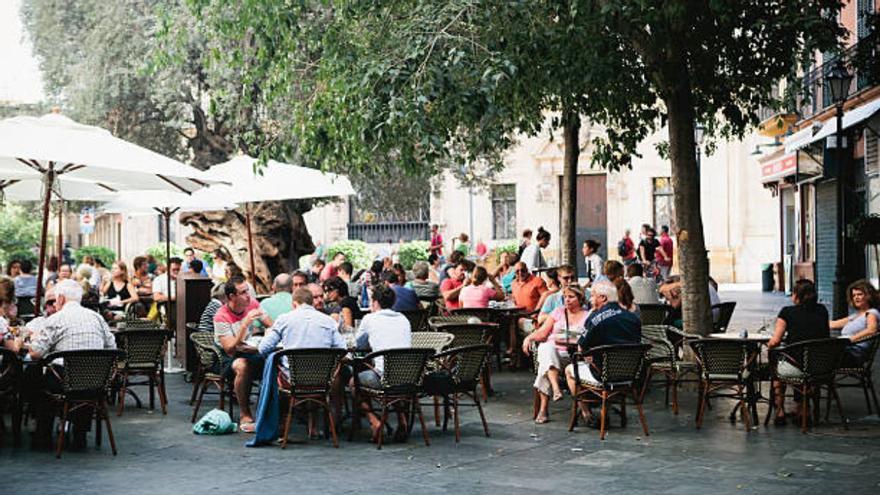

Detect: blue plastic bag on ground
193,409,237,435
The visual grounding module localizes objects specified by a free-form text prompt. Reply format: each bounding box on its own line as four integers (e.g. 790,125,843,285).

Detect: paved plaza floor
2,288,879,495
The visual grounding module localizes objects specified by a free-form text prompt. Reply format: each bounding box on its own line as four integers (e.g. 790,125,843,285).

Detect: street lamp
826,59,853,318
695,123,706,171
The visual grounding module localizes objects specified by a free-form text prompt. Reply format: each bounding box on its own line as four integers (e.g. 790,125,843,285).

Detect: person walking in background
582,239,603,287
517,229,533,260
618,229,638,266
454,233,471,256
429,224,444,259
521,227,550,273
656,225,674,280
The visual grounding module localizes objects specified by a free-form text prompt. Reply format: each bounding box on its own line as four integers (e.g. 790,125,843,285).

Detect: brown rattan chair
639,304,671,326
766,337,849,433
275,348,347,448
411,332,455,354
116,319,163,331
43,349,125,458
401,308,430,332
831,334,880,417
568,343,651,440
189,332,231,423
350,347,434,449
689,338,760,431
430,344,492,442
114,329,170,416
428,315,474,329
0,348,23,446
641,324,698,414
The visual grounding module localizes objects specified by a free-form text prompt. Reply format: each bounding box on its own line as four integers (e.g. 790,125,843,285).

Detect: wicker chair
114,329,170,416
401,308,430,332
428,315,474,330
639,304,671,326
767,337,849,433
689,338,760,431
430,344,492,442
711,302,737,333
568,343,651,440
832,334,880,417
411,332,455,353
189,332,230,423
350,347,434,449
427,323,497,399
275,348,346,448
0,348,23,446
116,319,163,331
640,324,698,414
43,349,125,458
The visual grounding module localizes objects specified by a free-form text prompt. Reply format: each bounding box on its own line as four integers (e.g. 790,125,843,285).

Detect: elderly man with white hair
564,280,641,394
20,279,116,361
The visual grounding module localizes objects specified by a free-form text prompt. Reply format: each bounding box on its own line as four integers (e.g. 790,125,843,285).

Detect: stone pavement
2,288,879,495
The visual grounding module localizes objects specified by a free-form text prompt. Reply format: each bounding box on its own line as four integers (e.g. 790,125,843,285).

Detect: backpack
617,239,630,258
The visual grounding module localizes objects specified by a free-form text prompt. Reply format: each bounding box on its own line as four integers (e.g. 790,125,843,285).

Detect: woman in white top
830,279,880,367
210,249,228,284
582,239,603,287
520,227,550,272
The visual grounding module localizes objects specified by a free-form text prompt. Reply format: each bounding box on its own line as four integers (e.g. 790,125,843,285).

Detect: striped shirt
29,301,116,358
199,299,222,333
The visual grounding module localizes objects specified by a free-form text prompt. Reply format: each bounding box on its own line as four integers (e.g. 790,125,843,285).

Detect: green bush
74,245,116,265
326,240,374,269
5,248,38,266
145,242,184,265
398,240,430,270
494,240,519,262
0,204,41,266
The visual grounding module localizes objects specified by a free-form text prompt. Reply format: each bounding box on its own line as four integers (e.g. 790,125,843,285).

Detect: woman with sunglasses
522,284,589,423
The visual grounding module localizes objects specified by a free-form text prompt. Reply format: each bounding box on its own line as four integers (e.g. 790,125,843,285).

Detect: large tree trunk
560,111,580,267
180,200,315,293
664,85,713,336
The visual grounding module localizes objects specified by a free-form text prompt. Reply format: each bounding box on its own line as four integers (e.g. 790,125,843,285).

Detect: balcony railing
798,31,879,121
347,221,430,244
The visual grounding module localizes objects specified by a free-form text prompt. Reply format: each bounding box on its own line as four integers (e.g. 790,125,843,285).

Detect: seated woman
100,261,139,310
831,279,880,368
459,266,505,309
522,285,588,424
767,279,829,425
535,268,561,324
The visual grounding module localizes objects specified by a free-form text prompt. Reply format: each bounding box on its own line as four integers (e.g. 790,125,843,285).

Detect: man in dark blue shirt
566,281,641,391
382,271,420,312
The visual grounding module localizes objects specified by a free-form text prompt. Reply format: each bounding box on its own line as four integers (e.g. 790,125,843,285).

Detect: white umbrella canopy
0,113,221,193
0,176,119,202
99,189,238,216
207,154,355,202
205,154,355,280
0,111,225,312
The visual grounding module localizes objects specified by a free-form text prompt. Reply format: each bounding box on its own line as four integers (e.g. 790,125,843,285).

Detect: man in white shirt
353,284,412,439
152,257,182,304
625,263,660,305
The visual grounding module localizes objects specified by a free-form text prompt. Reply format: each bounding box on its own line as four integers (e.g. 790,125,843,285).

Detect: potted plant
849,213,880,281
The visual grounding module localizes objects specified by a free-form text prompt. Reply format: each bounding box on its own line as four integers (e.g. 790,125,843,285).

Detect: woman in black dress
100,261,139,309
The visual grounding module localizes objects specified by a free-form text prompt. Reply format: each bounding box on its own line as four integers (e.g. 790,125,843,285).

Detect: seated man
626,263,660,305
407,261,440,300
15,279,117,448
14,259,38,298
565,280,641,420
152,256,181,304
182,247,208,276
308,283,326,312
353,285,412,440
260,273,294,322
213,275,273,432
440,261,467,310
383,271,420,312
198,284,226,333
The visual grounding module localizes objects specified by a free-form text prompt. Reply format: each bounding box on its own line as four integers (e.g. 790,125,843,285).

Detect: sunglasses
45,299,56,305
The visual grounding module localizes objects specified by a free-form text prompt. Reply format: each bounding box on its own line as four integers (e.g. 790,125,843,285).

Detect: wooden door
560,174,607,277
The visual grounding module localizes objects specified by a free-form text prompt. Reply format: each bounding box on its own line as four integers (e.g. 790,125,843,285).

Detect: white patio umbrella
0,112,224,311
206,154,355,281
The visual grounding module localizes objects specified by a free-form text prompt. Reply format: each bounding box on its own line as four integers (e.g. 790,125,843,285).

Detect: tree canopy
189,0,843,334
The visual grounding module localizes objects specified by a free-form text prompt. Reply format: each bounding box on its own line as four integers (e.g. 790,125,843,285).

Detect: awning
785,98,880,153
760,151,797,183
784,124,821,153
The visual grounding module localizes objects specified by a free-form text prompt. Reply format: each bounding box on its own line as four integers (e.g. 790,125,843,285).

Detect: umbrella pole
35,164,56,315
164,209,172,330
245,203,257,287
56,198,63,262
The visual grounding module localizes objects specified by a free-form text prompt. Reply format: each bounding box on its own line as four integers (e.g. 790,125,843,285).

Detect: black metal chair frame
42,349,125,458
640,324,699,414
711,302,737,333
114,329,171,416
275,348,346,449
189,332,231,423
421,344,492,442
568,343,651,440
765,337,849,433
0,349,23,446
831,333,880,418
690,338,760,432
349,347,434,449
401,308,430,333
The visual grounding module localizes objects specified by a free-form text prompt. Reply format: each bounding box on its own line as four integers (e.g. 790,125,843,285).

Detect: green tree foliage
187,0,842,334
0,204,41,266
146,242,184,265
73,245,116,265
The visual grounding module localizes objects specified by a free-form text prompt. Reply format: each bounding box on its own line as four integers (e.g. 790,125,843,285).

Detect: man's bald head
273,273,293,293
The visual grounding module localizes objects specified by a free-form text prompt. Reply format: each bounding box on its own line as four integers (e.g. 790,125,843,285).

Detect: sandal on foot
552,390,563,402
534,415,549,424
239,422,256,434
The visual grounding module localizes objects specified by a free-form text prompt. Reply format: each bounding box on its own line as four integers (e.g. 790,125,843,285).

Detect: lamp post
694,123,706,172
826,60,853,319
